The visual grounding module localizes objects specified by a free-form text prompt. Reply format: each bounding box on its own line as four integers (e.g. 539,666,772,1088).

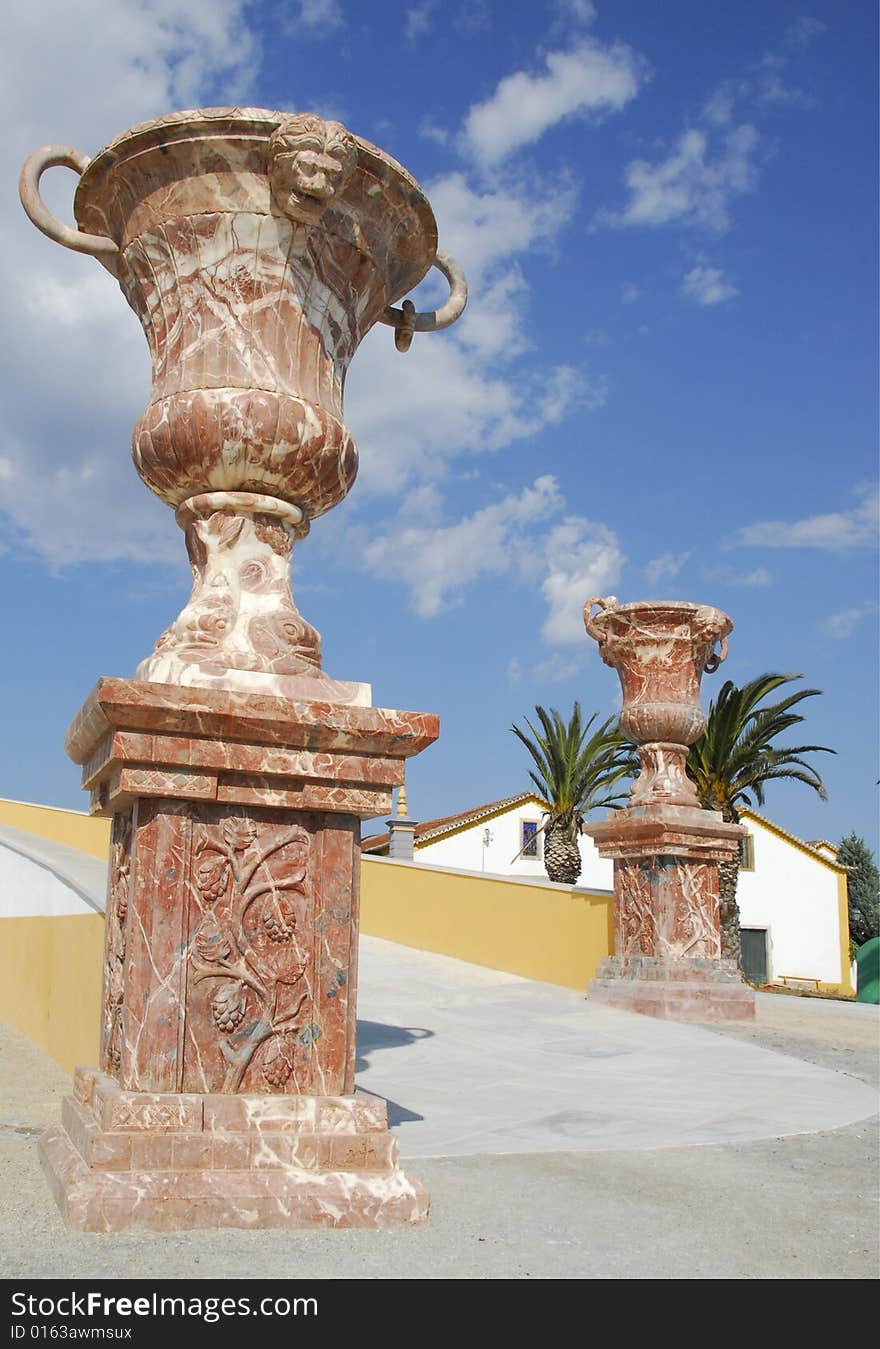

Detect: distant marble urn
583,597,733,808
20,109,466,703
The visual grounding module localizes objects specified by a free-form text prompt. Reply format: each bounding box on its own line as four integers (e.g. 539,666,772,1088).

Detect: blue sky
1,0,877,852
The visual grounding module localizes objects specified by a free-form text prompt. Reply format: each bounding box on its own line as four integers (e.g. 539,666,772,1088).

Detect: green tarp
855,936,879,1004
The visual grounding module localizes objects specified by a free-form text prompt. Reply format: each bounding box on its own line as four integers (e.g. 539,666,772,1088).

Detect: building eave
739,808,846,874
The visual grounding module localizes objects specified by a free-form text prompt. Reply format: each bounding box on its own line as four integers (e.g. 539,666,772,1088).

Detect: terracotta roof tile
361,791,541,853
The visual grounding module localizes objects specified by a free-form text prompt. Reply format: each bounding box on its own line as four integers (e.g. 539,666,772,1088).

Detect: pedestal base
39,1069,428,1232
588,956,755,1022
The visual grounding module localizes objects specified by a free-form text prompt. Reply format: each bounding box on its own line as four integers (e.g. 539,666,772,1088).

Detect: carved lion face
268,115,357,225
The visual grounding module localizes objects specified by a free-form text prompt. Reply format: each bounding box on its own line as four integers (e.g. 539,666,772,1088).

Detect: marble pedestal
40,1070,427,1232
40,677,437,1230
585,804,755,1022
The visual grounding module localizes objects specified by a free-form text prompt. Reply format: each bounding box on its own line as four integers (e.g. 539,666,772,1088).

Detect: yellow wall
0,914,104,1073
0,862,611,1074
0,798,110,861
361,857,613,991
835,872,855,997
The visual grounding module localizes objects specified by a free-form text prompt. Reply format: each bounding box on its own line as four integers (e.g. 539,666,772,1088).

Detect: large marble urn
21,108,465,700
21,111,464,1230
583,596,732,809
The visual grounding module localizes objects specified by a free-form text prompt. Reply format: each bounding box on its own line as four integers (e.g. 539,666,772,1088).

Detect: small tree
686,673,834,967
511,703,636,884
837,833,880,955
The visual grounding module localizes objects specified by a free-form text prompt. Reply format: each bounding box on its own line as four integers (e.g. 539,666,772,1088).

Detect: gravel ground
0,985,876,1281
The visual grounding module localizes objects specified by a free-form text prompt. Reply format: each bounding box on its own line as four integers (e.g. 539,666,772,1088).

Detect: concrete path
355,940,877,1156
0,936,877,1280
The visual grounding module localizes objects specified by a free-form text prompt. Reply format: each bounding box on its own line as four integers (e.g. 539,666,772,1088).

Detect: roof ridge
361,790,543,851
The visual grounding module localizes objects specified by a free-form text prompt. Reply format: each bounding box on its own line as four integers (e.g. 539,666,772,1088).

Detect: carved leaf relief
189,816,312,1092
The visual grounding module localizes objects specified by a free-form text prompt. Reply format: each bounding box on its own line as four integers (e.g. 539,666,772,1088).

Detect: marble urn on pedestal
21,108,467,1229
21,107,466,704
582,597,754,1021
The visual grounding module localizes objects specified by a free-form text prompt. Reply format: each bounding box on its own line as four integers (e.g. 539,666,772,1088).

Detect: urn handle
704,635,728,674
583,595,618,646
381,251,468,352
19,146,119,275
692,604,731,673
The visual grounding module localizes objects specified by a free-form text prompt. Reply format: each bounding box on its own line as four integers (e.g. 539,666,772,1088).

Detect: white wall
0,844,97,916
0,824,107,917
737,816,844,985
417,801,613,890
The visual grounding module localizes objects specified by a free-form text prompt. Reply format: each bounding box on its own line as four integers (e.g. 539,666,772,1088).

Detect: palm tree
686,673,834,968
511,703,636,884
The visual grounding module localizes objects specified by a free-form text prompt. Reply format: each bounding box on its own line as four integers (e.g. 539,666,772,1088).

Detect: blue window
521,820,539,858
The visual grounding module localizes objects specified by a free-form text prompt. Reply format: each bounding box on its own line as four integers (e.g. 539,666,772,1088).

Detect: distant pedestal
585,804,755,1022
39,677,438,1231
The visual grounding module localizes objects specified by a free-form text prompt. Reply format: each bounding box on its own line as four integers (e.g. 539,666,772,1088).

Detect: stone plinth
38,678,438,1229
585,804,754,1021
587,956,755,1021
40,1069,427,1232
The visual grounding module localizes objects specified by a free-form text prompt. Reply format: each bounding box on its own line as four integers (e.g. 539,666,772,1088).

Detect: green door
741,928,769,985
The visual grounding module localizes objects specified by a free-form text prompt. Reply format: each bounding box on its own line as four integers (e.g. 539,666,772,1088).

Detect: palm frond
687,672,833,816
511,702,637,823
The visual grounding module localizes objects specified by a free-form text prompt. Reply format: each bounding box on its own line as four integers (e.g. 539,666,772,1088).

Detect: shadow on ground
354,1019,434,1124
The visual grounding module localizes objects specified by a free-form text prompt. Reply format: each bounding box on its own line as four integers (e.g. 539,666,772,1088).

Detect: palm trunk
719,803,742,968
544,817,582,885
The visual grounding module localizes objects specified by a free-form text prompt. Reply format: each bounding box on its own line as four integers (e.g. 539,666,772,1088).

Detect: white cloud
603,124,760,232
786,16,825,49
703,61,813,126
419,116,449,145
0,0,261,566
682,265,738,305
400,484,445,524
425,171,577,285
346,327,586,495
344,169,599,493
364,477,565,617
363,477,622,645
406,1,438,42
823,602,879,640
1,5,607,574
621,282,641,304
646,550,691,585
454,268,531,360
704,564,772,588
540,515,623,644
292,0,343,33
532,652,586,684
734,567,771,587
507,657,523,687
737,485,879,550
461,40,645,166
3,1,258,145
552,0,597,25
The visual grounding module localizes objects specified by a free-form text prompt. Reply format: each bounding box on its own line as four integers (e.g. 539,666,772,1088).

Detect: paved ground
1,937,877,1280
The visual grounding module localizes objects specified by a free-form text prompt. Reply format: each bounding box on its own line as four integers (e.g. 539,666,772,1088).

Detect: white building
363,792,852,993
736,811,849,990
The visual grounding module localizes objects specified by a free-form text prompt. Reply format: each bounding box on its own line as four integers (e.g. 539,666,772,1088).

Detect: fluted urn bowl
21,107,465,521
584,598,732,746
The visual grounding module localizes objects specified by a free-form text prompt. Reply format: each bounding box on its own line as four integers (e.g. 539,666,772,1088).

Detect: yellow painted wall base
0,914,104,1074
361,857,614,991
0,799,110,862
0,861,614,1073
